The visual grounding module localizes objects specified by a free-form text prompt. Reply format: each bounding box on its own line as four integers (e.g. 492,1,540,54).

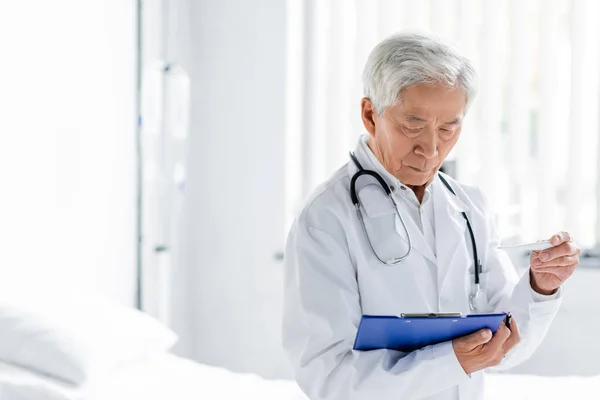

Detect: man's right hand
452,317,520,374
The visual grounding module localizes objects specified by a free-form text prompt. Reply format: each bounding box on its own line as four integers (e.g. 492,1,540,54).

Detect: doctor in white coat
282,33,581,400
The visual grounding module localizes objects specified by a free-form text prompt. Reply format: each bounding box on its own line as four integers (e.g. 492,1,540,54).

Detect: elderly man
282,33,580,400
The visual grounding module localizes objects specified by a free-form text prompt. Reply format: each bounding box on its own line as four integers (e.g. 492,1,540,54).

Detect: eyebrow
445,118,462,125
406,115,427,122
406,115,462,125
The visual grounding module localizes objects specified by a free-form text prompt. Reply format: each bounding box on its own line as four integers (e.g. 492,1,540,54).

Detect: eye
402,126,422,136
439,127,456,138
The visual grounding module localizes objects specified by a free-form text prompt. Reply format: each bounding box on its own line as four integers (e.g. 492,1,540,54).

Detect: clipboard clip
400,312,463,318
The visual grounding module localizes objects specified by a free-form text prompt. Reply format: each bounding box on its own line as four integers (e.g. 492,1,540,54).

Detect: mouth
407,166,434,173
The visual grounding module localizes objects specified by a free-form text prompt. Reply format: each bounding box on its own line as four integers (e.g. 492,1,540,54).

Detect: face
361,83,466,187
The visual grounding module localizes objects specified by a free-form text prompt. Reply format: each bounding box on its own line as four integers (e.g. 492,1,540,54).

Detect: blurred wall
0,1,138,306
180,0,292,378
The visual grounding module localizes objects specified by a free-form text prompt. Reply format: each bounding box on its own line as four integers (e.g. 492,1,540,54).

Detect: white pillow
0,288,178,386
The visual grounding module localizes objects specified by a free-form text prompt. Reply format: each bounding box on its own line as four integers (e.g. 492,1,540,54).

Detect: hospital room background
1,0,599,398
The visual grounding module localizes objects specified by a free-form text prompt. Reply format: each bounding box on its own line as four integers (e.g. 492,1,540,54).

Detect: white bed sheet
84,354,308,400
0,354,308,400
1,354,600,400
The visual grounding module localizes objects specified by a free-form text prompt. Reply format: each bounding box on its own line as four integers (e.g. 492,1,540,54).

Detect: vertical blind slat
430,0,457,39
302,0,330,195
402,0,430,32
284,0,305,229
325,0,356,172
538,0,561,236
352,0,379,141
377,0,404,39
478,0,504,210
454,0,481,185
506,0,534,238
566,0,587,240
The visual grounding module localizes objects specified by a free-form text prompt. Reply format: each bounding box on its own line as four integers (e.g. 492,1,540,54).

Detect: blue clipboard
353,313,507,352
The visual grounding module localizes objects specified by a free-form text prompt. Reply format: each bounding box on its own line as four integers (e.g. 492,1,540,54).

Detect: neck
409,185,426,203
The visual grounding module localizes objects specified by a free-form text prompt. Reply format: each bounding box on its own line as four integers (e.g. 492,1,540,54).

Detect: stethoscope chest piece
469,284,488,312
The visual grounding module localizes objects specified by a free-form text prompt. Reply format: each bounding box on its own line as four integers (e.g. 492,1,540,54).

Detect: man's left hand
530,231,580,295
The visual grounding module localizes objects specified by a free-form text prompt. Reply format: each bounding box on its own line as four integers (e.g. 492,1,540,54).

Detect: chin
403,170,437,186
409,178,430,186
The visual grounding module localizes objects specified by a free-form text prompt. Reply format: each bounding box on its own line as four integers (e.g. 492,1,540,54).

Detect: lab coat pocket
361,213,410,264
357,184,410,263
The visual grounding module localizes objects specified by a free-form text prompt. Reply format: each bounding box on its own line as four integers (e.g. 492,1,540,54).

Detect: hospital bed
0,288,598,400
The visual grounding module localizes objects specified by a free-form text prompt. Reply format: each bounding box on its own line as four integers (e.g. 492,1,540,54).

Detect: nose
414,128,438,159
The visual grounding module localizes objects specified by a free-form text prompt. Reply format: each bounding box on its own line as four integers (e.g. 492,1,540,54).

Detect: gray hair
362,32,478,115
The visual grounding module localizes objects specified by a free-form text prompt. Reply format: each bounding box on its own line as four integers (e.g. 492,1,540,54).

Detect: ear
360,97,378,137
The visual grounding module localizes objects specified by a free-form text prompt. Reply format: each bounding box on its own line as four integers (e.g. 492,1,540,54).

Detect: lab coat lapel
433,176,469,293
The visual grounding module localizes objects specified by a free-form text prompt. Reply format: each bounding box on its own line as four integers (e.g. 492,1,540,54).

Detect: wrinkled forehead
387,83,467,122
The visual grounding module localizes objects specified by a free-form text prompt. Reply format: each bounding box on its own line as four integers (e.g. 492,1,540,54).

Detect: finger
538,242,579,263
458,329,493,351
502,317,521,354
484,324,511,354
531,254,579,267
530,264,573,277
531,266,575,284
549,231,571,247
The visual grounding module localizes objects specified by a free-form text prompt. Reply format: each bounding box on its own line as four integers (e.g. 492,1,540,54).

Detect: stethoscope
349,152,485,311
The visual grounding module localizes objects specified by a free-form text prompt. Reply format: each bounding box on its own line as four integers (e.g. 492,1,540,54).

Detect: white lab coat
282,139,562,400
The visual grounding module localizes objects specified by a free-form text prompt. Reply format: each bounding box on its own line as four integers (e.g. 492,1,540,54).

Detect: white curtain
285,0,600,250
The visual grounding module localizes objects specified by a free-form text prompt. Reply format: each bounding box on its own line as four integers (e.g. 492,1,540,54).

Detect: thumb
458,329,492,350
